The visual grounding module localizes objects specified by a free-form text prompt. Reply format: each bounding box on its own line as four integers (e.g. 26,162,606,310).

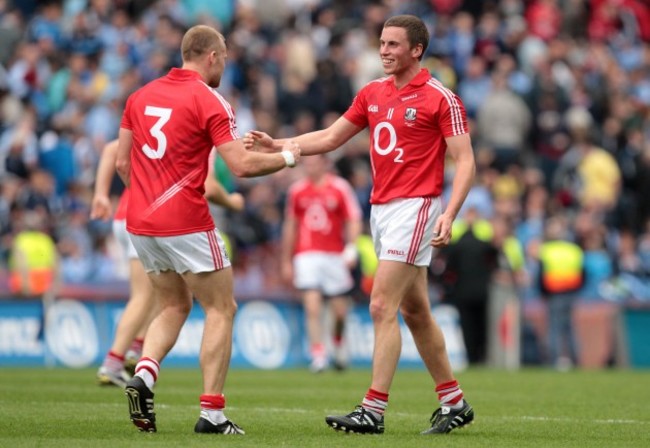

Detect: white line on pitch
81,402,650,425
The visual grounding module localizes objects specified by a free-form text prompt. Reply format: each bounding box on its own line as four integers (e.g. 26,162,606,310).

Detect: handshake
243,130,301,168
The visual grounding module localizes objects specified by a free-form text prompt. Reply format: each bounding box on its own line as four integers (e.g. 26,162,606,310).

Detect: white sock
134,357,160,391
201,409,227,424
449,399,465,410
135,370,155,390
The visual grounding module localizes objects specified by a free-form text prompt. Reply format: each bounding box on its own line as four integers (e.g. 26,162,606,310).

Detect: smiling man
244,14,476,435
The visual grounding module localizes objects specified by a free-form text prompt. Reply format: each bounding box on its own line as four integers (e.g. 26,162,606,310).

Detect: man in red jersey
92,141,244,388
115,25,301,435
245,15,476,435
282,154,362,373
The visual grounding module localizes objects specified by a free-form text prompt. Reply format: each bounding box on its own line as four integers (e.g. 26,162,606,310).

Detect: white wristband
281,150,296,168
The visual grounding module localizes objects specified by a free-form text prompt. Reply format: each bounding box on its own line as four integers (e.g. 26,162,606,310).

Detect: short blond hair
181,25,223,62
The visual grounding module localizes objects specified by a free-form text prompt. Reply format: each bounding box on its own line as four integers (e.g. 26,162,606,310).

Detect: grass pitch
0,367,648,447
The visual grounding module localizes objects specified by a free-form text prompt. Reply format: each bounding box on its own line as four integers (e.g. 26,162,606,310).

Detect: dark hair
383,15,429,61
181,25,223,62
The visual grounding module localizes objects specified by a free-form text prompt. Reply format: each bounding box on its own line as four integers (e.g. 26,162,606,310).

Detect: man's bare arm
217,139,301,177
432,133,476,248
244,116,363,156
204,174,244,211
115,128,133,187
280,214,297,283
90,139,118,220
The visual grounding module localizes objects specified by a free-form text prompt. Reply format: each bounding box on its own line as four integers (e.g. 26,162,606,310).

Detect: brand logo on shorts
404,108,417,121
387,249,405,256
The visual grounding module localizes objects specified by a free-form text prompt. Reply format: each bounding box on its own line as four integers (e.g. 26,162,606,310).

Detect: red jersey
343,68,468,204
114,189,129,221
121,68,239,236
286,174,361,254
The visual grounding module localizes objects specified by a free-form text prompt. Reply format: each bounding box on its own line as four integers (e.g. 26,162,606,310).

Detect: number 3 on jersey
373,121,404,163
143,106,172,159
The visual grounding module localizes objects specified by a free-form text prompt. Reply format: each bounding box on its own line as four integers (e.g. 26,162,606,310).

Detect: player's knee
163,300,192,317
369,297,396,323
222,298,238,320
228,300,238,318
401,303,431,329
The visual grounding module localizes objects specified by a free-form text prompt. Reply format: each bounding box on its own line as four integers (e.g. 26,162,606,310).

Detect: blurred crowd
1,0,649,303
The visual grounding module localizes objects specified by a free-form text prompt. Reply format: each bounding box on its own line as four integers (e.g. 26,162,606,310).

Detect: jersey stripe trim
426,79,464,136
211,229,224,269
201,82,239,140
206,230,218,270
426,78,462,134
142,167,202,219
410,197,432,264
407,197,432,264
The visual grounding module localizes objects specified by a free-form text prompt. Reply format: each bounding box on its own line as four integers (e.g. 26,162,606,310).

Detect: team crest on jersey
404,108,417,121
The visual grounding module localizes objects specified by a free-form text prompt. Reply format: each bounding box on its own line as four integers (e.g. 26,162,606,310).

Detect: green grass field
0,367,648,447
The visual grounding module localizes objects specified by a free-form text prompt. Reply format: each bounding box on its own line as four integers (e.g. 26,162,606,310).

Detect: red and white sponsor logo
387,249,405,256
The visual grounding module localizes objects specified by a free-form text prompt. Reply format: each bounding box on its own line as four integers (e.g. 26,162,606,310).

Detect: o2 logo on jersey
305,202,332,234
143,106,172,159
373,121,404,163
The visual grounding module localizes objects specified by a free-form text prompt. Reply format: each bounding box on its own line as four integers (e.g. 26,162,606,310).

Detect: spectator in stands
476,70,532,171
457,55,491,118
8,209,59,298
0,107,39,180
556,107,622,212
441,206,498,364
612,229,650,300
525,0,562,42
535,214,585,370
575,214,613,300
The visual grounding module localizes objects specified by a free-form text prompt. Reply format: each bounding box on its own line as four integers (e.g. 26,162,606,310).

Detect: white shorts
293,252,353,297
370,196,442,266
129,228,231,274
113,219,138,260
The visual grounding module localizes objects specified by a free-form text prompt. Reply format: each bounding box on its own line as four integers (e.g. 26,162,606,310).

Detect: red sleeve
121,94,134,130
343,87,369,128
196,87,240,148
